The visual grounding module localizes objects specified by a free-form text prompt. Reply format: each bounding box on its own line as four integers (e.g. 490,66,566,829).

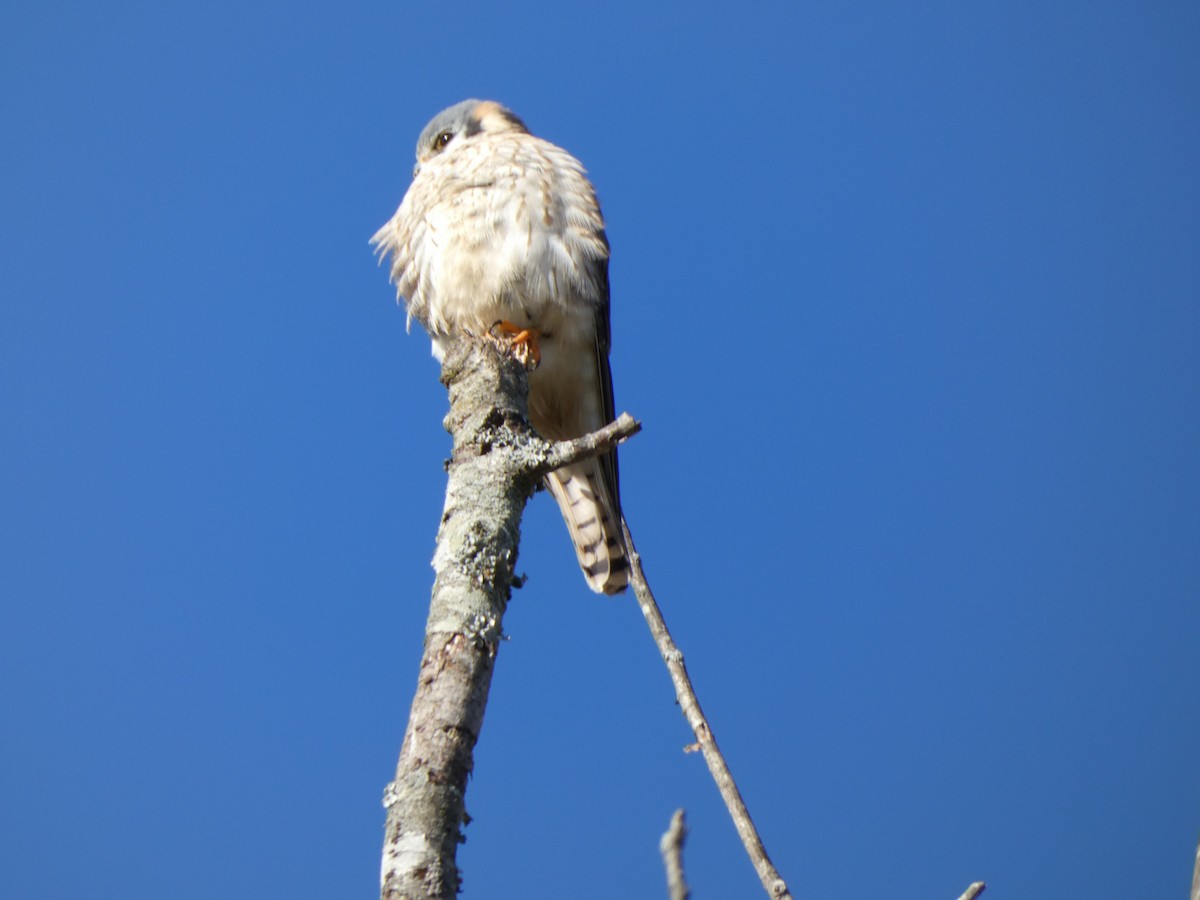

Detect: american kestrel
372,100,629,595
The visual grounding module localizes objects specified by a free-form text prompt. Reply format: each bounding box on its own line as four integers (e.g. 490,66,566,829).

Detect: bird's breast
393,137,608,342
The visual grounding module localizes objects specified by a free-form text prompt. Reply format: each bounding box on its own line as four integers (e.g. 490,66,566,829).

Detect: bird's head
411,99,529,175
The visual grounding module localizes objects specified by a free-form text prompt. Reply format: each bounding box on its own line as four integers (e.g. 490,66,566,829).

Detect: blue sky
3,2,1198,898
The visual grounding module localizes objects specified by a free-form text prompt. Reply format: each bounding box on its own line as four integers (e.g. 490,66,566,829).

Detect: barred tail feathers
544,459,629,595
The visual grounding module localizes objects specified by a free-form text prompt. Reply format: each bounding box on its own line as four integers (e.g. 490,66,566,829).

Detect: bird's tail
544,459,629,594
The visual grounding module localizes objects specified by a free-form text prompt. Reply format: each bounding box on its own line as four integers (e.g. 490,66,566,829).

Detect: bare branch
380,340,537,899
382,336,981,899
659,809,691,900
956,882,987,900
380,338,642,899
537,412,641,475
622,520,794,900
1192,833,1199,900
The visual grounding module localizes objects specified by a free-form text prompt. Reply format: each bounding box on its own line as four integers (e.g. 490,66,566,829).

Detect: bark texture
379,340,531,899
380,338,638,900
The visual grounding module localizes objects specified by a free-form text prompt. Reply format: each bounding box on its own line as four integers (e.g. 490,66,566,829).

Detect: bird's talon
488,320,541,368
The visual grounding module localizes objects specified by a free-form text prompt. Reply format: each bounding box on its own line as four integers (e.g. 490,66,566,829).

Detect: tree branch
537,412,640,475
956,882,987,900
621,520,794,900
1191,832,1199,900
379,338,639,899
379,339,529,899
659,808,691,900
380,337,979,899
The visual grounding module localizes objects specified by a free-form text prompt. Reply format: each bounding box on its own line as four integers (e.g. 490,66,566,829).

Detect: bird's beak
412,162,421,179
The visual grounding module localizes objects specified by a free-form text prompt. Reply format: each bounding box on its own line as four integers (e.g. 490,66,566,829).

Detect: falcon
372,100,629,594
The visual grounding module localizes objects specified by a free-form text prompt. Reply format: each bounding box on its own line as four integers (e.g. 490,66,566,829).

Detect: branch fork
382,336,981,900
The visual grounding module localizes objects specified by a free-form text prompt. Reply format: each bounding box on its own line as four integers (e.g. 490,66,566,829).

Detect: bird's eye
433,130,453,151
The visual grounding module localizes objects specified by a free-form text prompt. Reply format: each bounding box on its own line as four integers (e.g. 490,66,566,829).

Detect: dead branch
660,808,691,900
1191,832,1199,900
622,520,794,900
379,338,638,899
377,335,987,899
537,412,640,475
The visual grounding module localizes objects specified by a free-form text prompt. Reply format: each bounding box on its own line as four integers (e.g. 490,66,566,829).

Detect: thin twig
956,882,986,900
1191,832,1199,900
622,520,793,900
537,412,641,475
659,809,691,900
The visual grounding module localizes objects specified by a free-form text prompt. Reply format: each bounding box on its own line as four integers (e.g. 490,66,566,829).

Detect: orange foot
488,320,542,368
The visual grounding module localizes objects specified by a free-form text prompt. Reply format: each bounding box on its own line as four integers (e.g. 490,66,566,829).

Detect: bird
371,100,629,595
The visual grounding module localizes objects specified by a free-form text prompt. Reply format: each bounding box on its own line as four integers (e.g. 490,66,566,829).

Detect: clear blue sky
3,2,1198,898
